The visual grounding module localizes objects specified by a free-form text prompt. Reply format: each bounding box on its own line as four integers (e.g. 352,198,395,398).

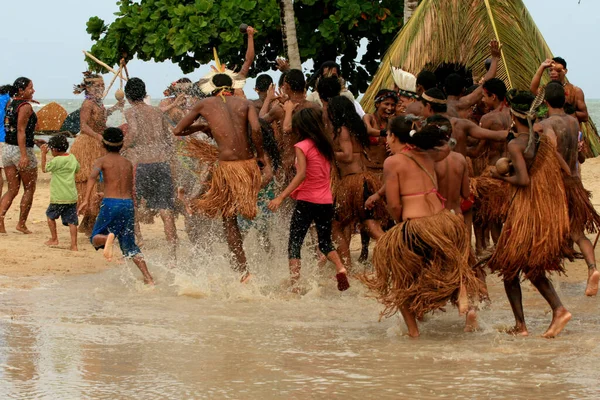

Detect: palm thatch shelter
362,0,600,156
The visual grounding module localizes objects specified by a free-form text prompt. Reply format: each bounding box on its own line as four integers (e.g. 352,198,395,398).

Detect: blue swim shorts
90,198,141,258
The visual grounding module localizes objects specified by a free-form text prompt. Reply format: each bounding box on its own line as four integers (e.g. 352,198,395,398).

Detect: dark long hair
292,108,335,162
8,77,31,97
389,115,449,150
328,95,370,148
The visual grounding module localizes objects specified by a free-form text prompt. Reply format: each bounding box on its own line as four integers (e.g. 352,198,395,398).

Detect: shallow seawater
0,226,599,399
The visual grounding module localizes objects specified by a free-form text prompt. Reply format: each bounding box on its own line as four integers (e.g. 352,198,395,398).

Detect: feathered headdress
198,49,246,100
391,67,417,99
73,71,103,95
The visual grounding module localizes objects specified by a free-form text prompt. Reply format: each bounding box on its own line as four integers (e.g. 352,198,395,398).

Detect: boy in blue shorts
78,127,154,285
41,135,80,250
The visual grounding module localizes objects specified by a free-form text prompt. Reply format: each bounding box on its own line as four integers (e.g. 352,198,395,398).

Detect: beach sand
1,157,600,286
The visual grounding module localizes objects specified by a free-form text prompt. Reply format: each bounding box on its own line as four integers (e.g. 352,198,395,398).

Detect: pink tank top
291,139,333,204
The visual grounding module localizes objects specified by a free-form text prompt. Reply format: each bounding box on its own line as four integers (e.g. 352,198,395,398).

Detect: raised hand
489,40,501,58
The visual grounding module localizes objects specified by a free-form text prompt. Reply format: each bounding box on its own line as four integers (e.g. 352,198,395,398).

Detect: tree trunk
403,0,420,24
278,0,302,69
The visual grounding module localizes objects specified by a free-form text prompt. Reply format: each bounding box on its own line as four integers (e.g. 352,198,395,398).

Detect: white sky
1,0,598,99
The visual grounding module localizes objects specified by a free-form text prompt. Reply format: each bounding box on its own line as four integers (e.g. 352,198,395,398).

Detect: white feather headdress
391,67,417,98
198,48,247,96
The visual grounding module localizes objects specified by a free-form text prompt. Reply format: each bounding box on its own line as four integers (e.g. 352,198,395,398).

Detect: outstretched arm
172,102,209,136
457,40,501,109
268,147,306,211
461,119,508,142
238,26,255,78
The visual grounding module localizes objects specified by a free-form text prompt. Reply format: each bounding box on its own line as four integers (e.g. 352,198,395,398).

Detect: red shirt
291,139,333,204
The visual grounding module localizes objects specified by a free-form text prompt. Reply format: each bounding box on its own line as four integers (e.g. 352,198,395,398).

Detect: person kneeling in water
78,127,154,285
268,108,349,292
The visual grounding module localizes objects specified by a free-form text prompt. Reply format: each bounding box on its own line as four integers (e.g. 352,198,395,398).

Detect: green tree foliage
86,0,404,94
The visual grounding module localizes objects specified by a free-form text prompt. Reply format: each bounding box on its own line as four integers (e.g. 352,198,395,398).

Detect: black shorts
135,162,175,211
46,203,79,226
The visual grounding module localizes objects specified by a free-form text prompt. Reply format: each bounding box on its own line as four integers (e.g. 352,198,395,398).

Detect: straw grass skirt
487,135,572,281
362,209,480,320
71,134,106,216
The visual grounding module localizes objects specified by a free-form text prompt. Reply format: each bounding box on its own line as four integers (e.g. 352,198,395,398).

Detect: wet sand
0,158,599,398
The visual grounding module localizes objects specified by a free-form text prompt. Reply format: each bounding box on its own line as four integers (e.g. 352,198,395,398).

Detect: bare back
478,107,511,165
540,114,579,174
435,151,468,215
334,127,365,178
195,96,256,161
384,151,444,220
125,103,174,164
98,153,135,199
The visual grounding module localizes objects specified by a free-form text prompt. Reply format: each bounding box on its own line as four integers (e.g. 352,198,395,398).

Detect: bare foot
504,324,529,336
103,233,115,262
406,328,420,338
464,309,479,332
542,307,571,338
70,246,78,252
585,270,600,297
240,271,252,284
144,276,155,285
16,225,32,234
44,239,59,246
336,271,350,291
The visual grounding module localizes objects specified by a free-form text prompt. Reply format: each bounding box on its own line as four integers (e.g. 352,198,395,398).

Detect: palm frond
362,0,554,113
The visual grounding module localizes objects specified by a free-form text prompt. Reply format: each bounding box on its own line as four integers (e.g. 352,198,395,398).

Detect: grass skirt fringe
190,159,261,219
362,209,481,320
333,172,387,226
564,174,600,234
487,135,572,281
470,167,511,225
71,134,106,216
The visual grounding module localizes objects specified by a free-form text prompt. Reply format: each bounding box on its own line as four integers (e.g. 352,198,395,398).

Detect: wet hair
125,77,147,102
328,96,370,148
444,73,465,96
48,135,69,153
0,85,11,95
307,61,341,89
389,115,448,150
278,71,287,88
163,77,193,97
420,114,452,141
102,127,124,153
482,78,507,101
255,74,273,92
292,108,335,162
552,57,567,69
212,73,233,89
416,70,437,91
506,89,535,125
73,71,102,95
284,69,306,93
545,81,566,109
374,89,398,106
421,88,447,113
316,76,341,103
8,77,32,97
177,77,191,84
